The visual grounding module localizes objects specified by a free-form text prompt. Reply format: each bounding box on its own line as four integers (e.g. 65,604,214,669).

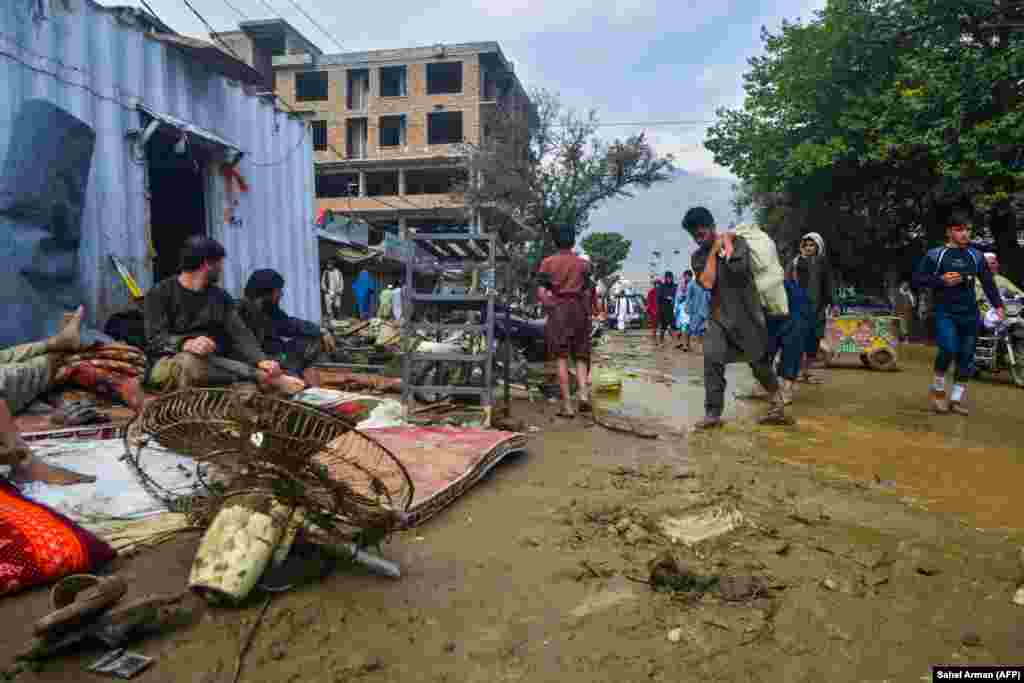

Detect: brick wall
276,55,484,162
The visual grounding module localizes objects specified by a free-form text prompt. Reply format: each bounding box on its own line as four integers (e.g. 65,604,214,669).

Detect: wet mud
2,332,1023,682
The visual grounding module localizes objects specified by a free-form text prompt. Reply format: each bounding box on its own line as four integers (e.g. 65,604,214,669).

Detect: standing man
913,207,1004,415
321,258,344,322
646,279,660,342
143,237,305,395
786,232,833,383
684,267,710,354
655,271,678,345
352,269,375,320
682,207,788,429
537,225,593,418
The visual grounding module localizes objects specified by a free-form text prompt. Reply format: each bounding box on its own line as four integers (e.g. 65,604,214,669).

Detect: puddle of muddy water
595,366,757,426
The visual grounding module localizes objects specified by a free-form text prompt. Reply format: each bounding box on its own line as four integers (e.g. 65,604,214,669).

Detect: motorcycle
975,295,1024,387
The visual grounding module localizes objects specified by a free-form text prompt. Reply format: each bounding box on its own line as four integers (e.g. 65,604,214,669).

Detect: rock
718,575,762,602
667,628,683,643
774,542,792,556
821,578,838,591
649,552,683,589
270,643,287,661
916,566,940,577
520,536,542,548
443,642,456,653
961,631,982,648
614,518,633,534
1013,586,1024,606
624,524,649,544
361,657,384,673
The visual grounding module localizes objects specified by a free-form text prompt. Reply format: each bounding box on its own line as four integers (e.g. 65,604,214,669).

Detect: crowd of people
531,201,1016,428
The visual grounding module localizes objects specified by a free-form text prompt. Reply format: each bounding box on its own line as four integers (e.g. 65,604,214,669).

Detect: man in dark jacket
683,207,789,429
655,271,677,345
238,269,336,381
143,237,305,395
912,206,1003,415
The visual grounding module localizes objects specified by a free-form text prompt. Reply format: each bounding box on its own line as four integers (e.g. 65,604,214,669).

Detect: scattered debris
821,578,839,591
667,628,683,643
87,649,154,679
961,631,982,648
646,552,718,594
659,506,745,546
231,595,273,683
916,566,940,577
717,575,764,602
443,642,456,653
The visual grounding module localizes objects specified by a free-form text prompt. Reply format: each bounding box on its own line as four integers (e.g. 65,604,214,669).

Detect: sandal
555,410,576,419
34,574,127,638
578,399,593,414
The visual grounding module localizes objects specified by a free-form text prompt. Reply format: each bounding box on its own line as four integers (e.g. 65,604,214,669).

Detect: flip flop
578,400,593,413
34,575,127,638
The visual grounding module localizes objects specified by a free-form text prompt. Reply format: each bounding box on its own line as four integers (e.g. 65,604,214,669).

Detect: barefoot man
143,237,305,396
537,225,593,418
0,307,96,485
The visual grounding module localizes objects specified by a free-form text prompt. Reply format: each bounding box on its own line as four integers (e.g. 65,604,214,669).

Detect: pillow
0,479,116,596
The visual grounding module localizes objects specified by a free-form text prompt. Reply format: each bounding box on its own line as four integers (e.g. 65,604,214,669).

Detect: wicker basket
123,388,414,534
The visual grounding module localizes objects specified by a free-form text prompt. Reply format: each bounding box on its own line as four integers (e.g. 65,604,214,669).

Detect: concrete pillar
398,216,408,240
358,171,367,197
398,168,406,196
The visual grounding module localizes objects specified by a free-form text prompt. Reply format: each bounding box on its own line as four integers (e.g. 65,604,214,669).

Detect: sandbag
733,223,788,316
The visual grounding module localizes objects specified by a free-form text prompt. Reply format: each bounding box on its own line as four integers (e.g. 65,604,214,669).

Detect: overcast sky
140,0,822,178
136,0,822,275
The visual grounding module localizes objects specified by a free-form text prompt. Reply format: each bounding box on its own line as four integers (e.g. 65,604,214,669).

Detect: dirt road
3,332,1023,682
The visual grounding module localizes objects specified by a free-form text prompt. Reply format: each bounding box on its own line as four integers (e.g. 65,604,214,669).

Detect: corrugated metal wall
0,0,319,326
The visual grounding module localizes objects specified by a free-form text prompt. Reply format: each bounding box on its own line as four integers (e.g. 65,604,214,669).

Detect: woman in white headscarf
786,232,834,382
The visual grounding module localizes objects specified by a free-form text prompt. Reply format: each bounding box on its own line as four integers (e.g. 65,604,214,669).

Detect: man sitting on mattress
0,307,96,485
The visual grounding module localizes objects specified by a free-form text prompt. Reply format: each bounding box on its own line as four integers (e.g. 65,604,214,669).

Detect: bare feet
11,455,95,486
267,374,306,396
46,305,85,353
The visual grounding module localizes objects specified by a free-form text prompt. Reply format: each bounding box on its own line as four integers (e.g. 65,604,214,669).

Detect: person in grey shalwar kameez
682,207,789,430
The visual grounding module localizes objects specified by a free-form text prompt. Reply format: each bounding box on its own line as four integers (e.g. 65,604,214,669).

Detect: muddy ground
3,331,1024,682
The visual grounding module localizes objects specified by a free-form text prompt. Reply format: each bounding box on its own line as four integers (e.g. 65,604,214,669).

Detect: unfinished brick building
217,20,534,241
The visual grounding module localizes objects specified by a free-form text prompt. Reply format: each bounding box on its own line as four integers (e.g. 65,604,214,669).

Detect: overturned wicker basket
123,388,414,534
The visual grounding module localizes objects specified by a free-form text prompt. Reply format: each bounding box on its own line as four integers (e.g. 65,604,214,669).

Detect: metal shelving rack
400,231,509,426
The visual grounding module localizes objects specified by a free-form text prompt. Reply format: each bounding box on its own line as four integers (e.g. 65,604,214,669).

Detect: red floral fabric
0,480,116,596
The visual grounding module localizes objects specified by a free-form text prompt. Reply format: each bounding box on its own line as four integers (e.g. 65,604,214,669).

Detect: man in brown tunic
537,225,592,417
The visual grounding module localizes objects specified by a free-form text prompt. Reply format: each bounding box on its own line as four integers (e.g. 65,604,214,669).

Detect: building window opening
427,62,462,94
147,132,209,283
427,111,463,145
311,120,328,151
405,168,467,195
347,69,369,110
295,71,328,101
366,171,399,197
346,118,368,159
380,65,407,97
379,115,406,147
316,171,359,198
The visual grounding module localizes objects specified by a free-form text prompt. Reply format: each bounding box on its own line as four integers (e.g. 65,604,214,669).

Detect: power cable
281,0,344,52
219,0,249,21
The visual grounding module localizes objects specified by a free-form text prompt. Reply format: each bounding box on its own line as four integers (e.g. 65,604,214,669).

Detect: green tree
581,232,632,286
461,89,674,258
704,0,1024,286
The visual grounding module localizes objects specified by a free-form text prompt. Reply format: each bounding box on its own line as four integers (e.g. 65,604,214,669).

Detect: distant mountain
585,169,748,285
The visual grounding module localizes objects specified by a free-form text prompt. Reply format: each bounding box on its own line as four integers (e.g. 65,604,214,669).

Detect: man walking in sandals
537,224,593,418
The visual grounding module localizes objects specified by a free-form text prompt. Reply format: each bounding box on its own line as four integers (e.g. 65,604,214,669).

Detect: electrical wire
219,0,249,21
281,0,344,52
177,0,247,63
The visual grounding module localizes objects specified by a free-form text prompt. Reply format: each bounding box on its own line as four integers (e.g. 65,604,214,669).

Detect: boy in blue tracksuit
912,208,1004,415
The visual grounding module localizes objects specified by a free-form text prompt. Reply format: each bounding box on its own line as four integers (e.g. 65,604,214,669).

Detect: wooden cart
824,314,901,371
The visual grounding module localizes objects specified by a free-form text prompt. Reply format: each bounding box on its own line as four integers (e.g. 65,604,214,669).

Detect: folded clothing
0,480,116,596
